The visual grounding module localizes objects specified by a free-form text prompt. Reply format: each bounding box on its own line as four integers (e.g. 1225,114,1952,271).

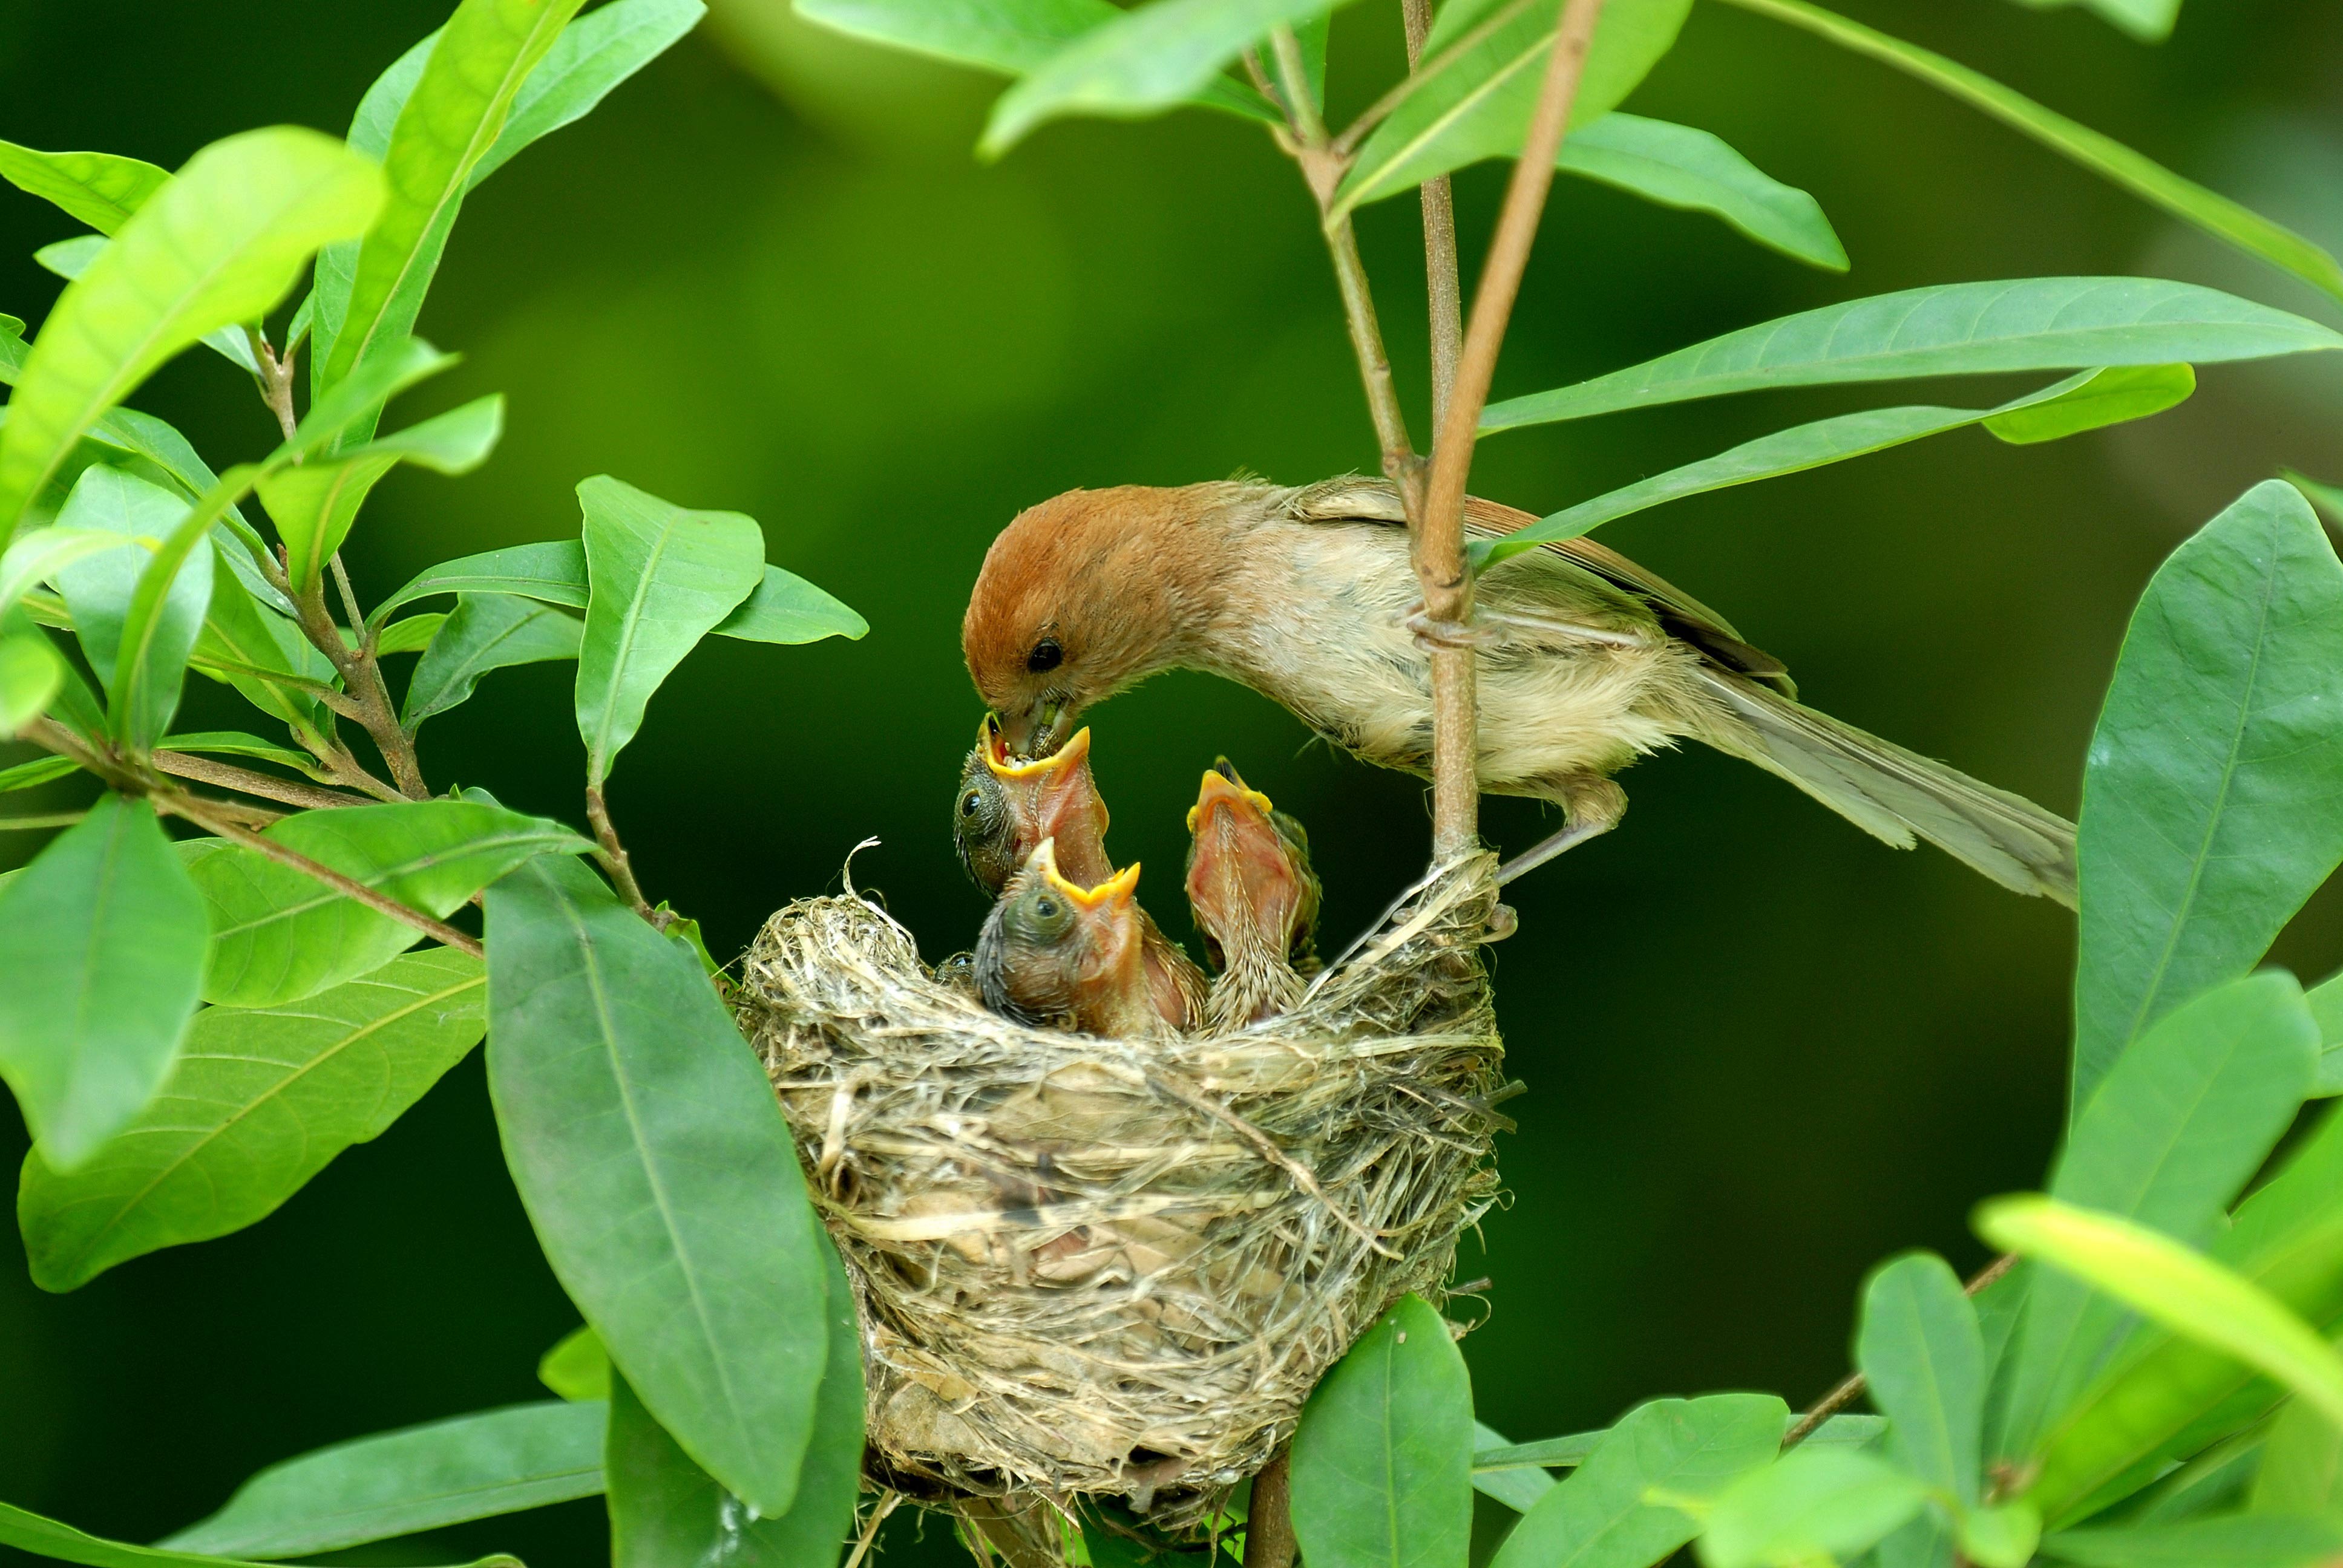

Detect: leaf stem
585,783,660,925
287,574,429,799
1242,1449,1296,1568
246,327,301,446
1403,0,1466,425
1780,1252,2017,1449
1416,0,1605,858
152,749,373,811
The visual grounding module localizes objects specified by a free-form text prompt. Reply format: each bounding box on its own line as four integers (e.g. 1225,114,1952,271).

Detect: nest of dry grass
733,852,1512,1535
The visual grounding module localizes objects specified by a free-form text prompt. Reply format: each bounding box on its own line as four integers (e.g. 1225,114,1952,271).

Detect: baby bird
962,477,2077,903
951,713,1207,1028
1186,762,1322,1030
977,838,1167,1039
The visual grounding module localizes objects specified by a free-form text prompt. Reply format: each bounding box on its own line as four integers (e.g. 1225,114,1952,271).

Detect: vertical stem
586,783,660,923
1403,0,1466,425
1244,1449,1297,1568
1415,0,1605,860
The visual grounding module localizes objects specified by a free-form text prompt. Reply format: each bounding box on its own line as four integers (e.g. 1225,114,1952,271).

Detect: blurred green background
5,0,2343,1561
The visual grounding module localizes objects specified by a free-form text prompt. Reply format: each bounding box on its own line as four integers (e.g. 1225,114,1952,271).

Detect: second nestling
946,716,1323,1041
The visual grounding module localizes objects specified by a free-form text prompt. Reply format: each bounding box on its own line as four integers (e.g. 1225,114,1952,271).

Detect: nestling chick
977,838,1168,1039
951,714,1207,1027
962,477,2077,904
1186,761,1322,1030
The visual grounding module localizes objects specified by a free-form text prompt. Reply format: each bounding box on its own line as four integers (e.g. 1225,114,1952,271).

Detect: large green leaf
373,540,590,621
573,475,764,785
0,525,136,621
2008,0,2179,44
1555,113,1844,271
191,557,338,741
1696,1448,1928,1568
31,232,263,376
1981,1196,2343,1428
0,795,207,1172
1471,1422,1555,1513
981,0,1346,157
0,141,170,234
1480,280,2341,433
473,0,707,187
158,1400,600,1560
83,405,289,615
1858,1252,1984,1508
0,630,65,736
51,466,213,748
2027,1108,2343,1523
2002,973,2319,1457
540,1324,614,1402
483,854,830,1518
1714,0,2343,306
1472,365,2191,567
315,0,588,407
2250,1399,2343,1519
18,950,487,1292
2042,1515,2343,1567
403,593,584,731
1289,1293,1475,1568
1334,0,1693,214
2074,480,2343,1108
192,801,591,1007
261,396,504,592
0,128,384,530
712,564,867,645
1490,1394,1784,1568
606,1243,863,1567
0,1498,516,1568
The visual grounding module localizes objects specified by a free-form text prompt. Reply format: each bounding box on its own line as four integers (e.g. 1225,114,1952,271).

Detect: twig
246,327,301,446
1415,0,1605,859
842,1491,899,1568
0,812,88,831
152,750,372,811
286,576,429,798
1780,1252,2018,1449
585,783,662,925
1244,1449,1297,1568
1403,0,1466,424
156,790,485,958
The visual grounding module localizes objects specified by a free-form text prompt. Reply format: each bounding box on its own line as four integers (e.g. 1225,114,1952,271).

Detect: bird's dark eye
1034,897,1060,920
960,791,983,818
1026,638,1063,674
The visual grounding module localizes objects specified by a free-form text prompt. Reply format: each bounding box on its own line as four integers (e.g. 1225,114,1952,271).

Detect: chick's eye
960,791,983,818
1026,638,1063,674
1034,897,1060,920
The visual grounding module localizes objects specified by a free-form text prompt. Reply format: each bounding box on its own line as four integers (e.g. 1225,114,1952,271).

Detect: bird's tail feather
1697,669,2077,907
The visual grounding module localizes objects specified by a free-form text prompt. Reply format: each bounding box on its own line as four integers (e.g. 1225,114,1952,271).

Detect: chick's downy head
1185,760,1320,977
952,713,1112,895
976,837,1158,1037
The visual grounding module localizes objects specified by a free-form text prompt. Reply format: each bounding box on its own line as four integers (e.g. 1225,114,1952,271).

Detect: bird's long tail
1696,668,2077,907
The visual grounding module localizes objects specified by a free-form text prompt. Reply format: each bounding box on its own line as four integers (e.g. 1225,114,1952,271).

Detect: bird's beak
1047,857,1141,916
1186,765,1299,936
1185,763,1276,835
1043,854,1143,971
985,722,1109,843
1001,698,1073,760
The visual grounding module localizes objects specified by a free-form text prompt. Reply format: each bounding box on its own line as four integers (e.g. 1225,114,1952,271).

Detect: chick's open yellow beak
1044,855,1141,913
1185,766,1275,833
985,719,1094,785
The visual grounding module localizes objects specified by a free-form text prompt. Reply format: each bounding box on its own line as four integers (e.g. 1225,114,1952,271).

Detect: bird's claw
1402,605,1501,651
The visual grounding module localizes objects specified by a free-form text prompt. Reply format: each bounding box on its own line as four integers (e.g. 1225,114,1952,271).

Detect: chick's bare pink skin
975,839,1164,1039
1186,763,1313,1028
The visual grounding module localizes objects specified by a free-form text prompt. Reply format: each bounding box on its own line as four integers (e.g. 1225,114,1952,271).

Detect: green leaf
2073,480,2343,1108
0,631,65,734
712,564,867,645
1472,365,2192,566
2004,973,2319,1457
1334,0,1692,214
483,854,830,1518
540,1324,612,1402
1555,113,1844,271
0,1498,519,1568
1857,1252,1984,1507
2252,1399,2343,1519
573,475,764,785
2310,975,2343,1099
606,1242,863,1567
0,754,80,793
287,336,460,464
2008,0,2178,43
1490,1394,1784,1568
262,396,503,593
18,949,486,1291
473,0,708,188
1484,279,2339,433
980,0,1346,157
1289,1293,1474,1568
372,614,448,658
1959,1502,2043,1568
154,731,328,776
2043,1515,2343,1567
1714,0,2342,305
159,1399,603,1559
192,800,591,1007
1473,1414,1880,1477
0,140,170,235
0,127,385,531
1981,1196,2343,1429
82,406,289,615
2287,471,2343,529
373,540,589,622
191,558,338,740
34,235,263,375
51,465,213,748
1696,1448,1928,1568
1471,1422,1556,1512
0,795,206,1172
316,0,589,405
403,593,583,731
0,525,136,619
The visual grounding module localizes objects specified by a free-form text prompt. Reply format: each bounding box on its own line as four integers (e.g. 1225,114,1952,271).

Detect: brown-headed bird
1186,761,1323,1030
977,838,1168,1039
962,477,2076,903
951,714,1208,1027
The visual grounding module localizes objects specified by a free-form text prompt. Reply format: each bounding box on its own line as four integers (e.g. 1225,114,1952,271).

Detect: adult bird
962,476,2076,903
1185,760,1323,1030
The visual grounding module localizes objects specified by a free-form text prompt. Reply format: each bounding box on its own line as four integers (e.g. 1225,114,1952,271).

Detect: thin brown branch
1415,0,1605,859
1781,1252,2019,1450
247,328,300,446
1403,0,1466,425
156,791,484,958
152,750,372,811
585,783,660,925
286,576,429,799
1244,1449,1297,1568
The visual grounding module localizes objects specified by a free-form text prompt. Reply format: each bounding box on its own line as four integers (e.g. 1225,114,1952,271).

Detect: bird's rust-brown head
964,483,1244,756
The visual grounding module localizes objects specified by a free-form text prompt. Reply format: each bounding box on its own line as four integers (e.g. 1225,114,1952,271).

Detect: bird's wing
1284,476,1795,693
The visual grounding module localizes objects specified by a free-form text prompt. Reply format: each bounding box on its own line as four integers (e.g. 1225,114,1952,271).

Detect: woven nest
734,852,1513,1535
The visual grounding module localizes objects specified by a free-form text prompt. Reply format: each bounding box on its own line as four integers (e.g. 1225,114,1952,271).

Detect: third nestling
1185,759,1322,1031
